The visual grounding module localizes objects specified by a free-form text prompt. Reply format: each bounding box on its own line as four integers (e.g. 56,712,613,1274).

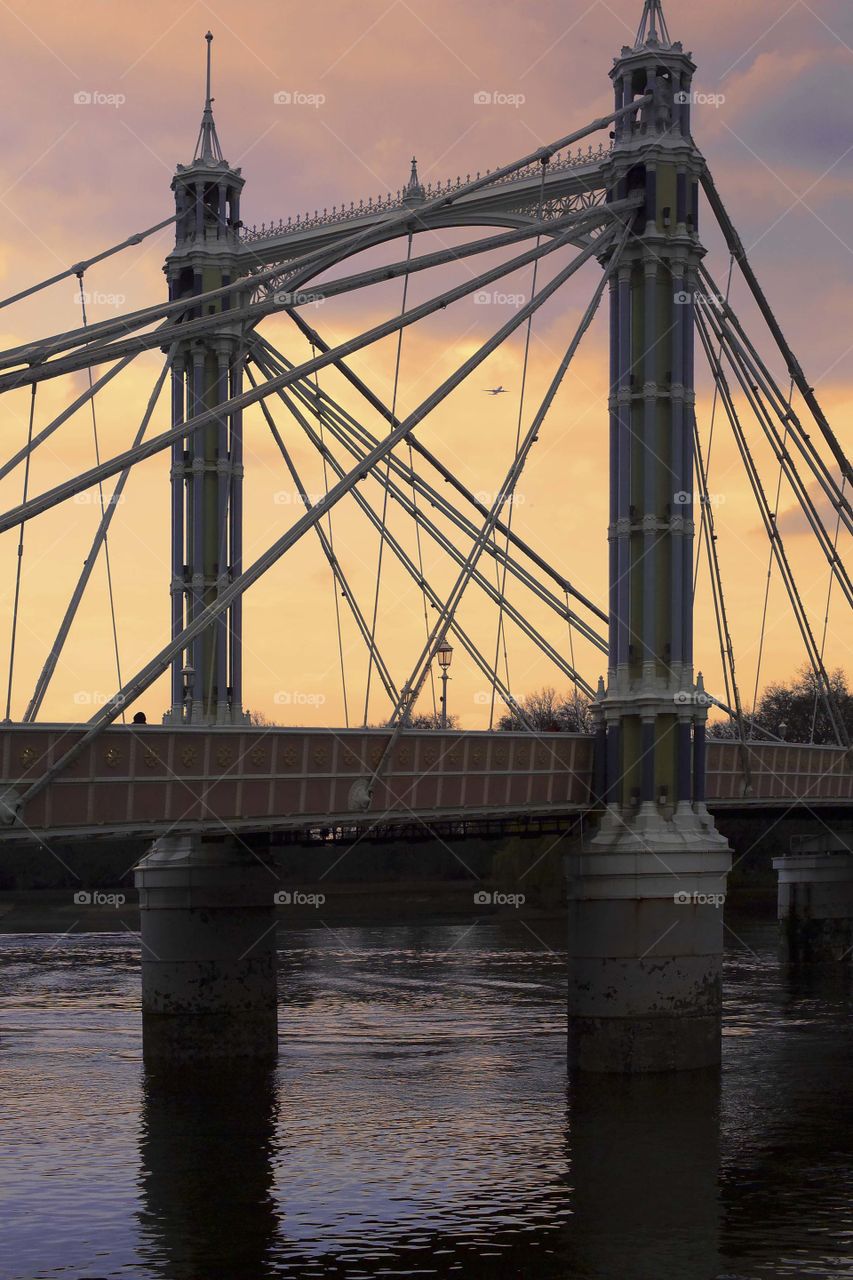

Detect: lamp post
437,640,453,729
181,663,194,724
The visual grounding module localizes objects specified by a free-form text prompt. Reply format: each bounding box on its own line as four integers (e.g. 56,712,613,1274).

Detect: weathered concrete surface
774,839,853,963
135,835,278,1060
566,807,731,1073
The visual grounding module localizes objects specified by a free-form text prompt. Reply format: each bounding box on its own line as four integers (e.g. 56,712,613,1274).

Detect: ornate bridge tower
163,33,247,725
566,0,731,1072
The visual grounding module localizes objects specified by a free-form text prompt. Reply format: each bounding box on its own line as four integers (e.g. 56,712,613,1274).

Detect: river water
1,915,852,1279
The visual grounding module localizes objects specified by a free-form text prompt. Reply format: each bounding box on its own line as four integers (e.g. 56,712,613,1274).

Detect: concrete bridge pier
134,835,278,1060
773,836,853,963
565,810,731,1073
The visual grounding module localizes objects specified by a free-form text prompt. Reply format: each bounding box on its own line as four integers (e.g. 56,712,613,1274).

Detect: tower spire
193,31,224,163
635,0,672,48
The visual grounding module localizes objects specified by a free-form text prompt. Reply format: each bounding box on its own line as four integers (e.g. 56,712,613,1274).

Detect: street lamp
437,640,453,729
181,664,194,724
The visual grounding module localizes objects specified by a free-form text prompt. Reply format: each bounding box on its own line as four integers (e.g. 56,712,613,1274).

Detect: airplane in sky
484,386,509,396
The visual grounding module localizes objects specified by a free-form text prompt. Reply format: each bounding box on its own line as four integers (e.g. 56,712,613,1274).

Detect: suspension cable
811,475,846,742
77,273,125,722
489,160,547,729
694,411,752,792
5,384,37,721
696,307,848,746
250,342,595,695
310,346,349,727
751,377,794,721
694,253,733,592
363,231,413,726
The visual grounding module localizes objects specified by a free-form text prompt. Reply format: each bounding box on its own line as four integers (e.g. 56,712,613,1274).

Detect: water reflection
138,1058,279,1280
2,920,853,1278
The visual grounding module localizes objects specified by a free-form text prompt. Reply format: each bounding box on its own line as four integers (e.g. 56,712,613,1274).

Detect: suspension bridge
0,1,850,1070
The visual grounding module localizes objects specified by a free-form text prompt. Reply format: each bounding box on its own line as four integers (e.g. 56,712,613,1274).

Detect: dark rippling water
1,916,852,1279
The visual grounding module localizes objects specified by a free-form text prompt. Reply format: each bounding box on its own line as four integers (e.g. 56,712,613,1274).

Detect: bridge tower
566,0,732,1072
163,32,247,725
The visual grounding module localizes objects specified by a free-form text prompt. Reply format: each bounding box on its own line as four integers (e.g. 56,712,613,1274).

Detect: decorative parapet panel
239,142,612,247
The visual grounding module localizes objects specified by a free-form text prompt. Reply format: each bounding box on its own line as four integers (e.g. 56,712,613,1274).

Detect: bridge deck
0,728,848,842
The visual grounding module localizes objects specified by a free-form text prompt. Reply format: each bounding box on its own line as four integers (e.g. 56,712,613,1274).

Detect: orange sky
0,0,849,729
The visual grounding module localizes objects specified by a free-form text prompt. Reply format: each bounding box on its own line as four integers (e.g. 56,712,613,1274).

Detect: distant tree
497,685,594,733
404,711,461,730
707,666,852,744
246,709,281,727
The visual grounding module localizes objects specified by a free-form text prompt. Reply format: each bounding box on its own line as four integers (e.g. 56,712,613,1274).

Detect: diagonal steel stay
0,354,136,485
10,228,611,814
248,354,543,728
243,360,401,708
0,215,178,313
375,224,628,785
0,192,640,391
0,222,606,531
253,339,607,656
693,415,753,794
701,167,852,489
250,343,598,694
272,318,608,625
695,307,849,748
699,264,852,537
23,352,175,723
700,302,853,611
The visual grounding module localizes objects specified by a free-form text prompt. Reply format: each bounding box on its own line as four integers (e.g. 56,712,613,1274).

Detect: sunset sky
0,0,849,729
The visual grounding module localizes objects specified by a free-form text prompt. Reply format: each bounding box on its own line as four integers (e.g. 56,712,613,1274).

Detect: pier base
566,806,731,1073
773,837,853,963
134,835,278,1060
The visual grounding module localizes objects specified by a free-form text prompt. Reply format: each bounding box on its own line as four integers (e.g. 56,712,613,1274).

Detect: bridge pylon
566,6,732,1073
162,33,248,726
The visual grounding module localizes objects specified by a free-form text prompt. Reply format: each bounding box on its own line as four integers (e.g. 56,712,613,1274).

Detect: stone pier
134,835,278,1060
773,834,853,963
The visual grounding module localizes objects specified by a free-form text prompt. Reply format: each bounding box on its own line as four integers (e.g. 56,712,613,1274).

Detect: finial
193,30,224,164
596,675,606,699
635,0,672,49
205,31,213,108
404,154,425,201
